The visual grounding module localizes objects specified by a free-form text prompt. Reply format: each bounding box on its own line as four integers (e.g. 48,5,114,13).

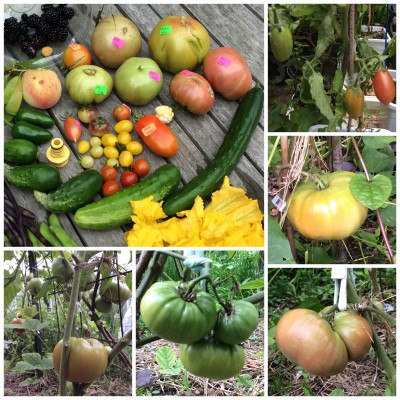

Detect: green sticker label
160,25,172,35
94,85,107,96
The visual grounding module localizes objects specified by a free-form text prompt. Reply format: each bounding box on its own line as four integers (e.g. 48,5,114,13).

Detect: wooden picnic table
5,4,264,247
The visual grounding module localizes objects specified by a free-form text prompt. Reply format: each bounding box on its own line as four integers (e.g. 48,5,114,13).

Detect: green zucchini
74,164,181,230
34,169,103,213
162,84,264,216
5,139,38,165
16,107,55,128
5,163,61,192
11,121,53,144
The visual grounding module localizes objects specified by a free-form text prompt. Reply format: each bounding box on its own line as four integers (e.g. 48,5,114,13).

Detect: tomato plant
132,159,150,177
373,70,395,106
113,104,131,121
345,86,364,118
275,309,348,376
140,281,217,344
53,337,108,383
101,166,117,182
214,300,259,344
62,44,92,70
179,337,245,380
203,47,252,100
135,114,179,157
169,71,215,115
11,318,26,335
333,311,372,361
287,171,368,241
64,116,82,143
120,171,138,187
102,180,120,196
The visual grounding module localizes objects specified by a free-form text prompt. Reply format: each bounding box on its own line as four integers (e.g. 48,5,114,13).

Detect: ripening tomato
345,86,364,118
275,309,348,376
132,159,150,177
64,116,82,142
287,171,368,241
113,104,131,121
11,318,26,335
102,180,120,196
101,165,117,182
373,70,395,106
135,114,179,157
62,44,92,70
120,171,138,187
169,71,215,115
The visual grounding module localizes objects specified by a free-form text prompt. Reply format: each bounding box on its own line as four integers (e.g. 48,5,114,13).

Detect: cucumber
34,169,103,213
11,121,53,144
162,84,264,215
74,164,181,230
16,107,55,128
5,139,38,165
5,163,61,192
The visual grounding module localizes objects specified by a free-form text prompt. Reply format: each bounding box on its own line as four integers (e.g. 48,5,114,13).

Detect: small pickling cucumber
34,169,103,214
11,121,53,144
5,139,38,165
16,107,55,128
74,164,181,230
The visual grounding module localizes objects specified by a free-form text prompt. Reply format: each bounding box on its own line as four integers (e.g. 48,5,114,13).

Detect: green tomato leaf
363,136,396,149
307,247,338,264
268,216,296,264
350,174,392,210
380,202,396,228
332,69,344,93
361,145,394,173
309,72,335,121
240,278,265,290
329,388,345,396
297,297,323,311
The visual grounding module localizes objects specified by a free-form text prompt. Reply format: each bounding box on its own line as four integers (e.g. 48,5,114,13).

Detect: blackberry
30,33,47,50
19,40,37,58
57,18,69,28
36,20,51,37
21,13,29,22
17,21,29,34
62,6,75,19
41,4,54,12
47,29,58,42
4,17,18,30
57,27,69,42
5,30,19,43
17,33,30,44
43,9,59,25
27,13,41,28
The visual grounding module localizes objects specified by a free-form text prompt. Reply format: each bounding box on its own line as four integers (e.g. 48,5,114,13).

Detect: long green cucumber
34,170,102,213
73,164,181,230
162,84,264,215
16,107,55,128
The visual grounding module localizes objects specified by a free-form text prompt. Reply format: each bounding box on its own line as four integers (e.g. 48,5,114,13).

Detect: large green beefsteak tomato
333,311,372,361
275,309,348,376
179,337,245,379
287,171,368,241
140,281,217,344
214,300,258,344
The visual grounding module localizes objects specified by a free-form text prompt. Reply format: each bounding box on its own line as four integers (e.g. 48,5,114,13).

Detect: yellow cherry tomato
77,140,90,154
103,146,119,159
126,141,143,156
119,150,134,167
90,137,102,147
91,145,104,158
117,131,132,145
115,119,133,133
101,133,118,147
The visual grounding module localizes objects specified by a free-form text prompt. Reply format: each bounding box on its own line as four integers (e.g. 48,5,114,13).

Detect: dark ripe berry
58,18,69,28
30,33,47,50
5,31,19,43
57,27,68,42
27,14,40,28
19,41,37,58
62,7,75,19
21,13,29,22
4,17,18,28
43,9,59,25
17,33,30,44
17,21,29,34
36,20,51,37
48,29,58,42
41,4,54,12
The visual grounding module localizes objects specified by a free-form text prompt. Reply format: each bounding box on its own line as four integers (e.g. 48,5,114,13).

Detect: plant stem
157,250,186,261
136,334,160,348
366,305,396,326
108,330,132,366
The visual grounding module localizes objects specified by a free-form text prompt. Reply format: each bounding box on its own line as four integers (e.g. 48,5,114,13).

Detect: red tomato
373,70,395,106
169,71,215,115
64,116,82,142
203,48,252,100
120,171,139,187
102,180,120,196
100,165,117,182
132,159,150,177
135,115,179,157
113,104,132,121
62,44,92,70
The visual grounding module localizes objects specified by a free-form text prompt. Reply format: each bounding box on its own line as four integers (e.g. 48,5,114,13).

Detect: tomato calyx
89,116,110,137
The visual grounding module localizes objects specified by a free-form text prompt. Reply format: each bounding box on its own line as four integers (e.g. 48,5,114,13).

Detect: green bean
27,230,44,247
39,223,62,247
48,214,78,247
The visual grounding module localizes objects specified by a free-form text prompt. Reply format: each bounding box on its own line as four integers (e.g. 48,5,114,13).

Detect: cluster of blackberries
5,5,75,58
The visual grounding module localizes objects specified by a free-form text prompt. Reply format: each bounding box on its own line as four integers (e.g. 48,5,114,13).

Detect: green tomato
115,57,163,106
79,267,96,291
214,300,259,345
140,281,217,344
90,145,104,159
52,257,73,284
80,155,94,169
95,296,113,313
27,277,44,296
179,337,245,380
101,281,131,303
269,25,293,62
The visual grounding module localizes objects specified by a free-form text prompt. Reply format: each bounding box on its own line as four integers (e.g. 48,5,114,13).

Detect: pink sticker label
112,36,125,48
149,71,160,82
181,70,194,76
74,120,81,128
216,56,231,67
